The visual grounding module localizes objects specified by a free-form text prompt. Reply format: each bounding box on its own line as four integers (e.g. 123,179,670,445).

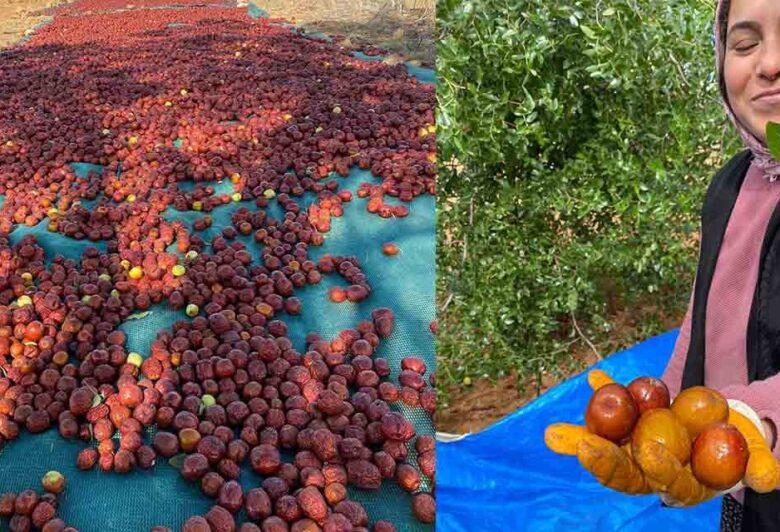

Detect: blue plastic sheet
437,330,722,532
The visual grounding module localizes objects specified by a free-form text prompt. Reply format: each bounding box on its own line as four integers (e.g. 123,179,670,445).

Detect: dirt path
255,0,435,67
0,0,66,49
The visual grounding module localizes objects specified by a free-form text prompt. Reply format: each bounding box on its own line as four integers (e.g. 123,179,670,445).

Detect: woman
661,0,780,529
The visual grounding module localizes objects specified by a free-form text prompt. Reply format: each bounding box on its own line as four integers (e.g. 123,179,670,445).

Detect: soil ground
436,304,684,434
0,0,66,49
256,0,435,67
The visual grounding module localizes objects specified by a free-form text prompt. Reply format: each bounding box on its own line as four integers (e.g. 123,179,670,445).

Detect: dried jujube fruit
346,460,382,490
136,445,157,469
411,493,435,524
334,500,368,527
250,444,281,475
76,448,99,470
417,450,435,478
0,492,16,516
274,495,302,522
380,412,415,442
297,486,328,522
181,453,210,481
260,516,288,532
9,514,31,532
395,463,421,492
42,518,67,532
14,490,38,515
114,449,136,473
206,505,236,532
245,488,272,522
31,501,56,528
182,516,211,532
323,513,353,532
218,480,244,513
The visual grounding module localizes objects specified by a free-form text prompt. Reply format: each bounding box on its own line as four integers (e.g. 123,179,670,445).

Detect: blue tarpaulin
437,330,722,532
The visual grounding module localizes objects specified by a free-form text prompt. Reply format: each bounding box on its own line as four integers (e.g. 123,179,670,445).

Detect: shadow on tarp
436,330,722,532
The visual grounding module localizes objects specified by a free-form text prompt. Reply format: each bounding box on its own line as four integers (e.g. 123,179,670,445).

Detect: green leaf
580,25,596,39
168,453,186,470
767,122,780,161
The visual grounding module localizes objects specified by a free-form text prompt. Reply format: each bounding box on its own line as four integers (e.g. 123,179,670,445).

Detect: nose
757,39,780,81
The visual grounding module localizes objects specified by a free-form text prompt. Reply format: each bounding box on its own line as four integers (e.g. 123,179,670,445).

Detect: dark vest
680,149,780,531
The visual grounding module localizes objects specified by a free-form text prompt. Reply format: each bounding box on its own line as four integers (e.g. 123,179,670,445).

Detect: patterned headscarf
715,0,780,180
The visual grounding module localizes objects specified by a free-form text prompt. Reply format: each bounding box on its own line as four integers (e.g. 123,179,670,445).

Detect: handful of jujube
545,370,779,505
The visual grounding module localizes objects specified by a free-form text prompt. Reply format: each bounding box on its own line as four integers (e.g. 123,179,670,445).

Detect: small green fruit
42,471,65,494
201,394,216,408
185,304,199,318
172,265,186,277
127,353,143,367
263,189,276,199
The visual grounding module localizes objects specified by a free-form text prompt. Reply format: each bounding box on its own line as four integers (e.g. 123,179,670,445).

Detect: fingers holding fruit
576,432,651,495
727,404,780,493
544,423,589,456
587,369,615,391
547,371,780,505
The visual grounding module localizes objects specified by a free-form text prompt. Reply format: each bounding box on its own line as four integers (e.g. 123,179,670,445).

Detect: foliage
436,0,742,393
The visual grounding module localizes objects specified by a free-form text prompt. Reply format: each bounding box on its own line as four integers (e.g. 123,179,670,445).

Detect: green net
0,4,436,531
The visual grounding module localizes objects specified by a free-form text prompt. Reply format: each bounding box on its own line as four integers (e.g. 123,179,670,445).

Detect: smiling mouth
754,90,780,102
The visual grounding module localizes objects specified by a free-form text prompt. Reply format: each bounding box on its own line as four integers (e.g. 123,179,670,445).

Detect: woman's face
724,0,780,143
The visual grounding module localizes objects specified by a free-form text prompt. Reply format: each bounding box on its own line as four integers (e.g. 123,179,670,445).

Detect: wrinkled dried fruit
182,516,211,532
346,460,382,490
77,448,99,470
218,480,244,513
206,504,236,532
411,493,435,524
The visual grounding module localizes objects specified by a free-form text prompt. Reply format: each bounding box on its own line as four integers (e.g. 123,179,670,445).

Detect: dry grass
256,0,435,66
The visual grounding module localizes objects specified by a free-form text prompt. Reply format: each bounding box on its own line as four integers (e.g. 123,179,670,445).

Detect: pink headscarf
715,0,780,180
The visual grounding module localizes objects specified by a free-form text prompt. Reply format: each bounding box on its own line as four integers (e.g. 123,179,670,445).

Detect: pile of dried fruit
0,2,435,530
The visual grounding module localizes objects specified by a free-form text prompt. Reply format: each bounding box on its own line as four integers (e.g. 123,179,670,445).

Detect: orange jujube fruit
670,386,729,439
631,408,692,466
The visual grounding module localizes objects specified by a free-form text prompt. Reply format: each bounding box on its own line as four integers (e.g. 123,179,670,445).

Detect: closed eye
734,41,758,53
